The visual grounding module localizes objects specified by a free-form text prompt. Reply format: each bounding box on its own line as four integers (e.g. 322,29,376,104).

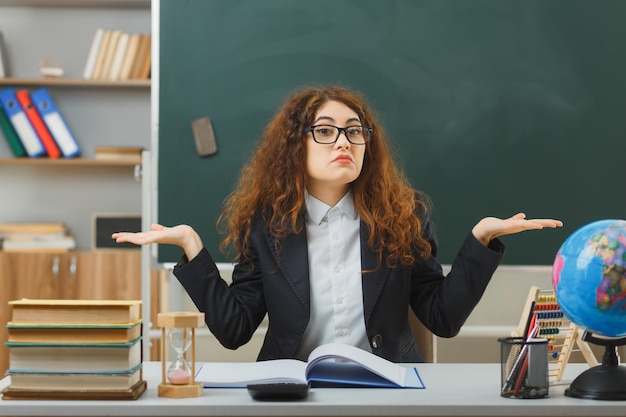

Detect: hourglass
157,312,204,398
166,327,192,383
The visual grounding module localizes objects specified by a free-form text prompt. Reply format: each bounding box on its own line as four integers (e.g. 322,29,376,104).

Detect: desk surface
1,362,624,416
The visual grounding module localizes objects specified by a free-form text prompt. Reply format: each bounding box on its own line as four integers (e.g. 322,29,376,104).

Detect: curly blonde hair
218,86,432,268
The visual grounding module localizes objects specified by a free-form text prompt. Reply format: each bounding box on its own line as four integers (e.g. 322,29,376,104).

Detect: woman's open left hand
471,213,563,246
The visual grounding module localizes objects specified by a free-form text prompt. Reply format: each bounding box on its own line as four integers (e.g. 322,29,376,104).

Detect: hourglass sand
157,312,204,398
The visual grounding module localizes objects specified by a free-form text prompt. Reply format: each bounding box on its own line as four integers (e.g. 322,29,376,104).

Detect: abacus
513,286,598,382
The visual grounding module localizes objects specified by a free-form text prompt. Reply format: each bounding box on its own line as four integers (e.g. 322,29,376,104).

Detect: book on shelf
0,99,27,157
0,87,46,157
119,33,141,81
99,30,122,80
108,32,129,81
136,34,151,79
131,34,151,79
196,343,425,389
94,146,143,163
7,338,142,374
0,222,67,236
7,366,142,392
0,222,74,252
82,28,104,80
0,30,8,78
9,299,142,325
7,320,142,344
15,89,62,158
2,235,76,252
30,88,81,158
91,29,112,80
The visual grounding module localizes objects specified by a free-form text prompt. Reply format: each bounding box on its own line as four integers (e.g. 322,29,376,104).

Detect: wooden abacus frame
513,286,598,382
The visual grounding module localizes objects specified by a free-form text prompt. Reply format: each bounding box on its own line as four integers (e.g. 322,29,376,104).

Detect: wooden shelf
0,78,150,88
0,158,141,167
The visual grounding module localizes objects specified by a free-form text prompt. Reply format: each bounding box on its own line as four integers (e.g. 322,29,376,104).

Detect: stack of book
0,86,81,159
82,29,151,81
0,222,76,252
94,146,143,164
1,299,146,400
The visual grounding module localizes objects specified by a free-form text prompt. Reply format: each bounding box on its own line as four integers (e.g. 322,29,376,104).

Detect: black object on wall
158,0,626,264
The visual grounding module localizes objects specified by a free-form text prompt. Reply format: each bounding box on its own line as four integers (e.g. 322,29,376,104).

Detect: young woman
113,86,562,363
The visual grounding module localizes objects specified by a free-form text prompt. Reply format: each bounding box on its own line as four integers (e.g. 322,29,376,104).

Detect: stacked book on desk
2,299,146,400
0,223,76,252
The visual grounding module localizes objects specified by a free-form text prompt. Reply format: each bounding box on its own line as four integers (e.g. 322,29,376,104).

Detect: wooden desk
1,362,624,416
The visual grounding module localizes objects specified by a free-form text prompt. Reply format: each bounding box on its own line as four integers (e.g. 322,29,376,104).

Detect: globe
552,219,626,337
552,219,626,400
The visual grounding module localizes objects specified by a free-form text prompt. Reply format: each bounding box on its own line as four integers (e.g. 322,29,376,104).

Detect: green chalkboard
158,0,626,265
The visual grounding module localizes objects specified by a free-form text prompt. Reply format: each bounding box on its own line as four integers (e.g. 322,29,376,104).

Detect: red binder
16,89,61,158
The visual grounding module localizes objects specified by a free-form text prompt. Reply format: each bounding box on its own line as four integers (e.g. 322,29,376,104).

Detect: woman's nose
335,131,351,148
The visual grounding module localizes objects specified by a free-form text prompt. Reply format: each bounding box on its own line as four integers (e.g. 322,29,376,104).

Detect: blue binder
30,88,81,158
0,87,46,157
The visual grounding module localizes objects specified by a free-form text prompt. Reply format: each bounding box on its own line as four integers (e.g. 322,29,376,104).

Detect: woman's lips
332,155,353,164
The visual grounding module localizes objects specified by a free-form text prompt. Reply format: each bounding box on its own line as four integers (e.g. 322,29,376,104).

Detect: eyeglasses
304,124,372,145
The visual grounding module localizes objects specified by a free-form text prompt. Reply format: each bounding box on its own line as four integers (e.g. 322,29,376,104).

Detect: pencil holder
498,336,549,399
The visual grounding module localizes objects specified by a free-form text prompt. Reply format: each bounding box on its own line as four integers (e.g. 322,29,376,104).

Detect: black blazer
174,213,504,363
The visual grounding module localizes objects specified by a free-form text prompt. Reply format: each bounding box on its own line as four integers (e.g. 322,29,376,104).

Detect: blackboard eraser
191,116,218,157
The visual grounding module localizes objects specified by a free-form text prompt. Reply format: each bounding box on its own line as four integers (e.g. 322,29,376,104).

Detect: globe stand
565,331,626,400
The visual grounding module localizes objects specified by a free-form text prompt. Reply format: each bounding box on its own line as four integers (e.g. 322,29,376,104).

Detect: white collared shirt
295,191,371,360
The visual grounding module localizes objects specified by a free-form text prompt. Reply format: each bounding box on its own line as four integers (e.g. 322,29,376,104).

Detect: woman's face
304,100,367,203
